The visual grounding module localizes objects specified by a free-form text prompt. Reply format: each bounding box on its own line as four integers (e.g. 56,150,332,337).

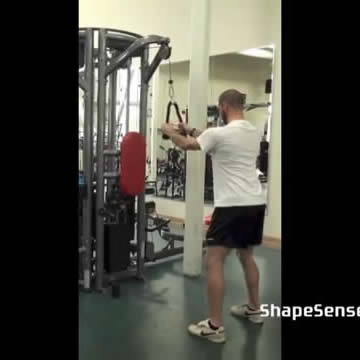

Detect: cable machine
78,28,172,296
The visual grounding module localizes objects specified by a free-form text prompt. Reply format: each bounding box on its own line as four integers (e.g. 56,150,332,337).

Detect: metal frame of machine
78,28,171,295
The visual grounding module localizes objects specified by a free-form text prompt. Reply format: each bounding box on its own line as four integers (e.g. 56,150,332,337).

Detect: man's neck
227,112,244,123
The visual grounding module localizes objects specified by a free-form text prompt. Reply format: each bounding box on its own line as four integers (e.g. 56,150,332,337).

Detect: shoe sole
188,328,226,344
230,311,265,325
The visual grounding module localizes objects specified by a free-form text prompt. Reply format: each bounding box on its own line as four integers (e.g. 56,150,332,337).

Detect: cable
168,59,175,100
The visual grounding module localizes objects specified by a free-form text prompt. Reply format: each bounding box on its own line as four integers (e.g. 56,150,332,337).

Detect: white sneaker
188,319,226,343
230,304,265,324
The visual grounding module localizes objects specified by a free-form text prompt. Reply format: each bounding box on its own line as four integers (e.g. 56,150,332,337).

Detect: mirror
148,45,275,206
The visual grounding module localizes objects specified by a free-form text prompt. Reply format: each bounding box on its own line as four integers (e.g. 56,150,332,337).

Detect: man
161,89,266,344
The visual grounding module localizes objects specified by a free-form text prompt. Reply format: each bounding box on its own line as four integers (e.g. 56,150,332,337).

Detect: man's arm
161,124,200,151
189,128,203,138
178,122,203,138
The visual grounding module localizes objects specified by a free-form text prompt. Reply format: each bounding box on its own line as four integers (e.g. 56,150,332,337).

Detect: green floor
79,246,281,360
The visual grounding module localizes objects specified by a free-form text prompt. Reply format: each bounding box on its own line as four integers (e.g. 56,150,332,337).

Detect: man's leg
188,208,231,342
237,247,260,310
207,246,231,327
229,206,265,323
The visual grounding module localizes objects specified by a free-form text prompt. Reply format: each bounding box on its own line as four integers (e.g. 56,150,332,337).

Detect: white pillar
265,0,281,239
150,70,161,182
183,0,211,276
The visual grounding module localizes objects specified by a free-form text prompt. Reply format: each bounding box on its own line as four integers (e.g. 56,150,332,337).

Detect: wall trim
159,214,281,250
263,236,281,250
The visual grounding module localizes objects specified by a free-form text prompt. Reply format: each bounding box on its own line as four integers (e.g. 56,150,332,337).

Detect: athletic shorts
206,205,266,249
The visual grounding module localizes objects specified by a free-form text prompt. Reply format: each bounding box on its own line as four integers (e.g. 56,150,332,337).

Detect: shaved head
218,89,246,124
218,89,246,110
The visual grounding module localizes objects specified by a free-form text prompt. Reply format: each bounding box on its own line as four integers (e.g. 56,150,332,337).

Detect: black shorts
206,205,266,249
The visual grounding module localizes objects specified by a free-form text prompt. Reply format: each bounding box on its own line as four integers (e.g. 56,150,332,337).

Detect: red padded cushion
120,132,146,196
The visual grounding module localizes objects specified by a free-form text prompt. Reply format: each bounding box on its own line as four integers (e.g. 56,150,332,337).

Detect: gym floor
79,245,281,360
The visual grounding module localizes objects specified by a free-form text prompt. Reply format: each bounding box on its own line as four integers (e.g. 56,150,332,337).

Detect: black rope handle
162,101,187,140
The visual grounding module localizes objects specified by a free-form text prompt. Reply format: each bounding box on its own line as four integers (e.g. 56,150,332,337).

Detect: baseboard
159,214,281,250
262,236,281,250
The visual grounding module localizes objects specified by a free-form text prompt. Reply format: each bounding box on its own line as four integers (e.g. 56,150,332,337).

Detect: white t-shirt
197,120,266,207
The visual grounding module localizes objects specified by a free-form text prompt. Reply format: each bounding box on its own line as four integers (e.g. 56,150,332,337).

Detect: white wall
80,0,274,62
79,0,281,239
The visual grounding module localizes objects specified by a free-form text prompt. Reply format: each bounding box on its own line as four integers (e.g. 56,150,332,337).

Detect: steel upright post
136,49,149,279
82,28,94,289
95,29,107,291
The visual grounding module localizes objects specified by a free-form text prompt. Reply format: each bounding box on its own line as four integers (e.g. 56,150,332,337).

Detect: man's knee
206,247,230,269
206,253,221,270
236,247,253,264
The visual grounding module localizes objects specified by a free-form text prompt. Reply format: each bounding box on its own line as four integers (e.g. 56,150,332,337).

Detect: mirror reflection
151,45,275,206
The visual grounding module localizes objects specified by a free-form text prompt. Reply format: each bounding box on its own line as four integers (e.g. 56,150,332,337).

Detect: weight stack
91,193,135,273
